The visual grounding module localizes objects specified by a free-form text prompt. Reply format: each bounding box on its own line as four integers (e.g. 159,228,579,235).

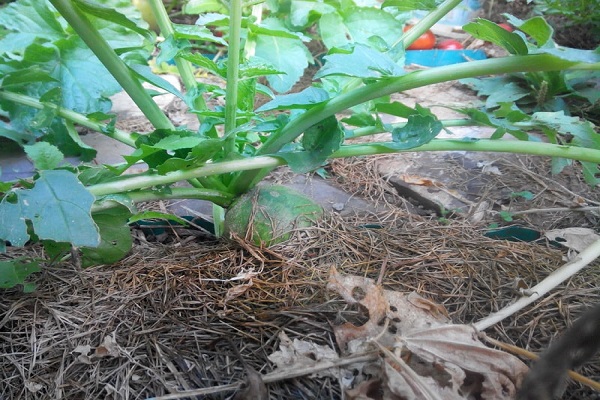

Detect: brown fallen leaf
94,333,121,358
327,267,528,399
223,280,254,304
268,331,340,378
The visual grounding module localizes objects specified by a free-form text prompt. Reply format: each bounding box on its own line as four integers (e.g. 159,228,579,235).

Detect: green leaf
319,7,405,50
376,101,425,118
463,19,528,55
390,114,442,149
24,142,64,170
19,170,99,247
382,0,442,11
129,211,189,225
129,64,186,101
257,87,329,112
0,0,66,53
499,211,514,222
0,198,29,246
0,0,152,140
172,23,227,46
240,57,282,79
0,121,34,145
80,205,132,267
0,259,40,292
64,121,97,162
532,111,600,150
315,44,404,79
536,46,600,64
73,0,154,42
252,18,311,93
460,77,530,109
277,116,343,173
504,15,553,47
178,51,224,77
511,191,534,200
184,0,228,14
287,0,336,29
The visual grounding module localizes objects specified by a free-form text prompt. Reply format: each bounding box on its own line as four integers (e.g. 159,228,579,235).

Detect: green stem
0,90,136,147
92,187,233,211
50,0,173,130
333,140,600,161
147,0,207,114
87,157,282,196
230,54,598,193
86,139,600,198
396,0,464,49
224,0,243,154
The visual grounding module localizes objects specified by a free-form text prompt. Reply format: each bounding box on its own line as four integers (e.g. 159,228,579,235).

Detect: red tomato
498,23,514,32
437,39,463,50
403,25,436,50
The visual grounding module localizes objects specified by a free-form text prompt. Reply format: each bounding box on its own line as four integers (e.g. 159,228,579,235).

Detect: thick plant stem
397,0,464,49
92,187,234,211
50,0,174,130
147,0,207,114
0,90,136,147
86,139,600,197
224,0,243,154
229,54,598,193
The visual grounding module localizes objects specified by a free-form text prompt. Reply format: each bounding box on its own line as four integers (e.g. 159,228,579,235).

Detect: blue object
414,0,481,26
405,49,487,67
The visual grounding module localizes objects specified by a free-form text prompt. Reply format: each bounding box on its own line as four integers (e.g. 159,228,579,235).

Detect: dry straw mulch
1,210,599,400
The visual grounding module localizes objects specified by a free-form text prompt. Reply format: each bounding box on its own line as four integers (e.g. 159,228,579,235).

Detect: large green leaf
315,44,404,79
252,18,311,93
0,0,152,153
257,87,329,112
286,0,336,29
19,170,99,247
0,0,66,53
318,7,404,50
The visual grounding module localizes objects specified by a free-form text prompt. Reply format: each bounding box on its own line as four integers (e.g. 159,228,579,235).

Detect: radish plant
0,0,599,290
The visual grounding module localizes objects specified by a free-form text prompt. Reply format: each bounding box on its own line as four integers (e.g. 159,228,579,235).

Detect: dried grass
2,208,599,399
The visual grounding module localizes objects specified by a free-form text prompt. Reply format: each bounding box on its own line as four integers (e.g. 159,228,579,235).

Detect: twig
146,351,379,400
507,206,600,216
474,238,600,331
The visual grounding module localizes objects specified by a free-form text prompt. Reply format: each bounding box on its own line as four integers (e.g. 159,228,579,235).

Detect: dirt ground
2,3,600,400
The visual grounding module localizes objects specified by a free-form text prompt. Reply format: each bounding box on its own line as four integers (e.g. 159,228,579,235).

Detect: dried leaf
223,280,254,304
545,227,600,253
327,266,449,351
72,344,93,364
327,268,528,399
94,333,120,358
401,175,436,186
268,331,340,378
